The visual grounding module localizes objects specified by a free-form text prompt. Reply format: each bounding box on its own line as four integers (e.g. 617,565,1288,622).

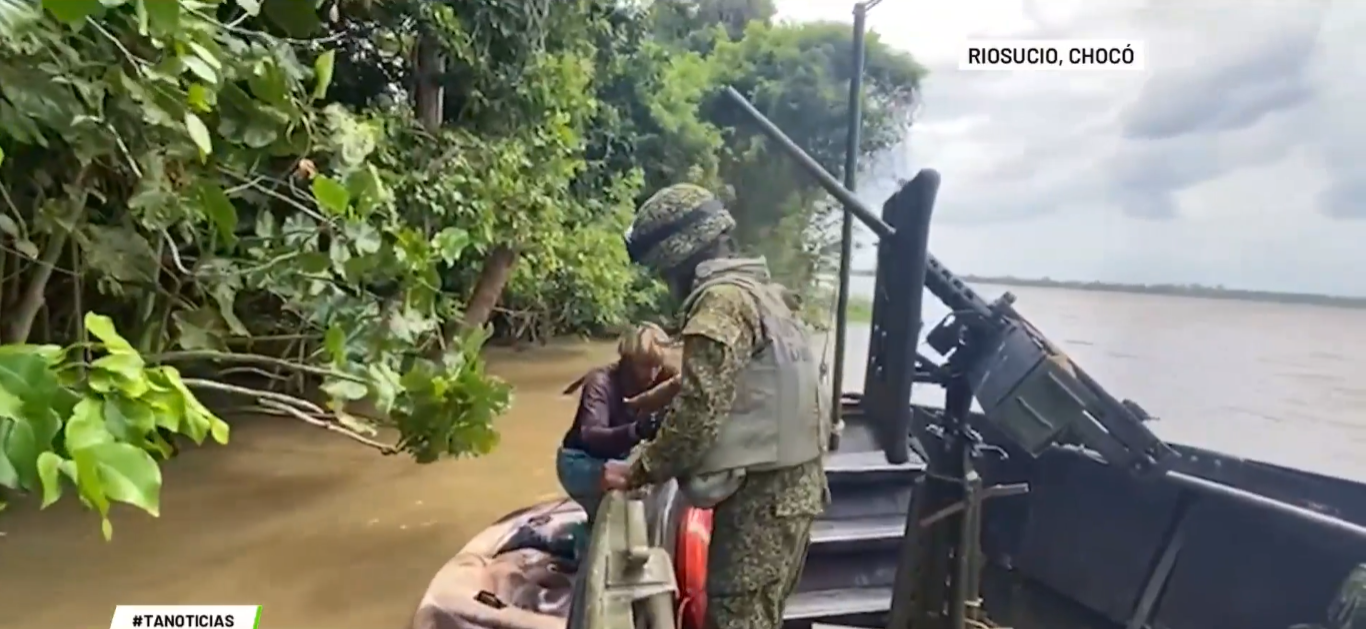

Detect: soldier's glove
634,414,663,441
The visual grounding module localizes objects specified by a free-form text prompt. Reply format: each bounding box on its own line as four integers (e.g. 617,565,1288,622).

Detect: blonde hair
617,322,671,368
562,323,674,396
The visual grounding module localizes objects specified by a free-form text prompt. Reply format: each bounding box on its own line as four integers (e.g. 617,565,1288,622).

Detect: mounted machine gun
720,86,1176,629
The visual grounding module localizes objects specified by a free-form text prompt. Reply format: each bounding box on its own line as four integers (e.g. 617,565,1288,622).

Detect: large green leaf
102,396,157,441
84,313,135,353
312,50,335,102
146,366,229,445
69,450,112,539
182,55,217,84
172,308,228,351
195,183,239,246
321,378,368,402
1,408,61,490
261,0,319,38
185,112,213,158
0,426,19,489
34,451,62,507
312,175,350,215
65,397,113,452
79,224,160,285
90,352,150,398
86,441,163,517
0,348,65,491
139,0,178,34
432,228,471,264
42,0,101,24
0,378,23,418
0,345,59,399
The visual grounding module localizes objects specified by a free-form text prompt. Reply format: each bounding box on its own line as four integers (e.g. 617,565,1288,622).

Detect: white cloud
776,0,1366,295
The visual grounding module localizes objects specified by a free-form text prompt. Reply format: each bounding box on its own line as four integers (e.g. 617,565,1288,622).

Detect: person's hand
601,460,632,491
634,414,662,441
622,391,650,412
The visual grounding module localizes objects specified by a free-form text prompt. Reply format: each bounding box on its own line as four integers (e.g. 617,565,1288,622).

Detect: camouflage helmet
626,183,736,274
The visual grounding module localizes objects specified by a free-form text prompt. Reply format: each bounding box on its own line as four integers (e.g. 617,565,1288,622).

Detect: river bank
0,340,619,629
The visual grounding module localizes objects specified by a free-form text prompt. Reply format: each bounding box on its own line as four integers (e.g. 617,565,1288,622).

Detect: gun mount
722,86,1175,475
722,85,1182,629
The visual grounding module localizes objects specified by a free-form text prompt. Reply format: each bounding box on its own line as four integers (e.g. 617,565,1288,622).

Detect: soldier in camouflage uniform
601,183,831,629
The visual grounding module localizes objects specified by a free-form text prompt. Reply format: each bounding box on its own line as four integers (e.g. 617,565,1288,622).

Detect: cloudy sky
776,0,1365,296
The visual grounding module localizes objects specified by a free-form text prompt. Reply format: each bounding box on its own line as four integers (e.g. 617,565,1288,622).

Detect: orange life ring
673,506,713,629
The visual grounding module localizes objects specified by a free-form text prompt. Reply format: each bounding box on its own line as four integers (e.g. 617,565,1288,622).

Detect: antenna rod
831,0,871,442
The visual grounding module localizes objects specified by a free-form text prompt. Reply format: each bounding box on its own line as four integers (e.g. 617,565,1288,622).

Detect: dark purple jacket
560,364,674,460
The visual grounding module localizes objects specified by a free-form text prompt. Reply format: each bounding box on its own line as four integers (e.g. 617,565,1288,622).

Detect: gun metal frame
722,86,1172,474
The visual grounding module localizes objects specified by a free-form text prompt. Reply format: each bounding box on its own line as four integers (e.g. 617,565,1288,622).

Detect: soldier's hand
634,414,662,441
601,460,632,491
624,376,682,414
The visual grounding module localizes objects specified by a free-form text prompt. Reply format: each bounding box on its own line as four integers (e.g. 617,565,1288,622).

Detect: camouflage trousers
705,512,814,629
702,463,826,629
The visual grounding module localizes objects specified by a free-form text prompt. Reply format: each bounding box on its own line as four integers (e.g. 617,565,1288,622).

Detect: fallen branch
179,377,326,415
251,400,397,455
217,366,291,382
150,350,367,383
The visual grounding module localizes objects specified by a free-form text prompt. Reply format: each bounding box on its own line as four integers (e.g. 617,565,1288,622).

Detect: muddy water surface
0,341,617,629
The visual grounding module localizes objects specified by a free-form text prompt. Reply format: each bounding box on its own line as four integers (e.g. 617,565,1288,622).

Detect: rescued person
556,323,680,529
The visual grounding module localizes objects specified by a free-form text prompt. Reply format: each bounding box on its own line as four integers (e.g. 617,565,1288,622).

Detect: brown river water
2,283,1364,628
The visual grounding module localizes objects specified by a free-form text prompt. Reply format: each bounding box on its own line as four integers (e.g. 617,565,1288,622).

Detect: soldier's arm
623,363,681,415
626,286,759,487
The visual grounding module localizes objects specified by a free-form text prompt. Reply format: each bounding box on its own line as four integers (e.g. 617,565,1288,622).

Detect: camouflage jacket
625,278,827,514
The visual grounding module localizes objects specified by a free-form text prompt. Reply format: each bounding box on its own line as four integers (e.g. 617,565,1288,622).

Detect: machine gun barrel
721,87,992,319
723,87,892,240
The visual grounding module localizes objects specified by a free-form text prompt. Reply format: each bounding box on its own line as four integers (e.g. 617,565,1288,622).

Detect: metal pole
831,2,869,437
1166,471,1366,537
723,87,894,239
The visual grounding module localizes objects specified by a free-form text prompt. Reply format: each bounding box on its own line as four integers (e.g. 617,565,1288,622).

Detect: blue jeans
556,447,619,523
557,447,621,561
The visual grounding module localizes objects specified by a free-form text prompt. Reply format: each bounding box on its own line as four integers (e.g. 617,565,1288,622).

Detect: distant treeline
847,270,1366,309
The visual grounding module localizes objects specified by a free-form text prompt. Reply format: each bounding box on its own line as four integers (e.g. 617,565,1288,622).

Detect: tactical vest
675,260,829,508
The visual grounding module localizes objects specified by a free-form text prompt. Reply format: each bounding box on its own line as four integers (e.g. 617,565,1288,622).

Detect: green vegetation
844,296,875,323
0,0,922,535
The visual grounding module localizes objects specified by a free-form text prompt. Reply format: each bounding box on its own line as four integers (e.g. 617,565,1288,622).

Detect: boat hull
976,435,1366,629
412,401,1366,629
409,499,583,629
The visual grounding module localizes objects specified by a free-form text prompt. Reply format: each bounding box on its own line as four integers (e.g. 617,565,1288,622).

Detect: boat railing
574,490,678,629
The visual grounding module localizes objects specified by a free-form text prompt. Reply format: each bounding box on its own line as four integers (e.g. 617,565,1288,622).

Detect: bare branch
179,377,326,414
250,401,397,455
149,350,367,383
